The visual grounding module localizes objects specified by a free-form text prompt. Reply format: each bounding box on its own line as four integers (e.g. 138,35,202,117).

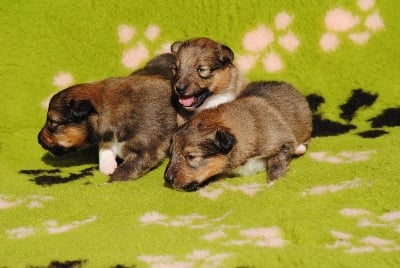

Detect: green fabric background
1,1,399,267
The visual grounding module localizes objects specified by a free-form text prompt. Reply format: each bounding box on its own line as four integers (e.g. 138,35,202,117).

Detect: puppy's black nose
164,173,175,186
175,85,187,94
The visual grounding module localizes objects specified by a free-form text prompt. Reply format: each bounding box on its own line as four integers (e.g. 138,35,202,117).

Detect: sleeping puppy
164,81,312,191
38,53,177,182
170,37,247,125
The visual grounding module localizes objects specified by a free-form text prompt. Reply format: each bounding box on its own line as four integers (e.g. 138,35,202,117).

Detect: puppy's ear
214,128,236,154
219,44,234,65
69,99,94,121
171,41,183,54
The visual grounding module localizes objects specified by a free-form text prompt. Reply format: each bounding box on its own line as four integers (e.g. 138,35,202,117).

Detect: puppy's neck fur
199,67,247,111
198,92,235,111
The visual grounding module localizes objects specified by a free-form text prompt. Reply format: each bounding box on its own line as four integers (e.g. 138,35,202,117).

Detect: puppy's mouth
179,174,223,192
51,147,77,156
182,182,200,192
178,89,210,109
38,129,76,156
41,145,77,156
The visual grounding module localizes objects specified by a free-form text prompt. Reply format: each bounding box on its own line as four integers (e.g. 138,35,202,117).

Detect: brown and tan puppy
164,81,312,191
170,37,247,125
38,54,177,182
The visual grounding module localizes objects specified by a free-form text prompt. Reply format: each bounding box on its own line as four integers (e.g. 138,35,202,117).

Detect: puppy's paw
99,159,118,175
294,144,307,155
99,147,117,175
108,170,126,182
109,158,147,182
108,167,135,182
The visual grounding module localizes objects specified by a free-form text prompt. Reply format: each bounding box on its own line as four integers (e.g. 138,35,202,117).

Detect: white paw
99,158,118,175
99,146,117,175
294,144,307,155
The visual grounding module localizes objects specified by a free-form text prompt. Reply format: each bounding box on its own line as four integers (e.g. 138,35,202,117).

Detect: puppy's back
131,53,175,81
240,81,312,144
100,75,176,140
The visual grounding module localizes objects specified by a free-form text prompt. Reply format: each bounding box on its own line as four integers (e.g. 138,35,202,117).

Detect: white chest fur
98,141,125,175
198,93,236,111
232,157,266,176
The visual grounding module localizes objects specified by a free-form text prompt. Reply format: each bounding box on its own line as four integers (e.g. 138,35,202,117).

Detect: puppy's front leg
99,143,118,175
266,144,292,182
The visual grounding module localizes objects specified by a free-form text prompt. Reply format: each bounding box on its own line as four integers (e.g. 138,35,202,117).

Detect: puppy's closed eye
184,153,204,168
46,118,64,132
185,154,196,161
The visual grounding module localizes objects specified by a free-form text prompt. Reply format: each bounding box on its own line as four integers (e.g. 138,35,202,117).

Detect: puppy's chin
177,89,210,111
172,174,225,192
182,181,201,192
38,131,78,156
47,146,78,156
171,181,200,192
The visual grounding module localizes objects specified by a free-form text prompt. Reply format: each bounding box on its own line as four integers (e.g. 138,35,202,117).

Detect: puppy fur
170,37,247,125
38,53,177,182
164,81,312,191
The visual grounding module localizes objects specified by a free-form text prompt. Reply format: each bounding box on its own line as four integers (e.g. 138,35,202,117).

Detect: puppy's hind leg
266,144,292,183
109,149,165,182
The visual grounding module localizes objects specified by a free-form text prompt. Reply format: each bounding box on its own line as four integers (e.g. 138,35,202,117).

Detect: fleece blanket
1,1,399,267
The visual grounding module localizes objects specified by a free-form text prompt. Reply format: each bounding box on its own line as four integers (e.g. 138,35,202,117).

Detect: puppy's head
38,85,99,156
164,117,236,191
170,37,235,111
132,53,176,81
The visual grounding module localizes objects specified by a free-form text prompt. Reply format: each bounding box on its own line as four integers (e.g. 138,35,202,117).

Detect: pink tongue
179,96,195,107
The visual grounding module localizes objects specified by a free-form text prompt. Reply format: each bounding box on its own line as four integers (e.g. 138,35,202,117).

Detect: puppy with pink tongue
170,37,248,126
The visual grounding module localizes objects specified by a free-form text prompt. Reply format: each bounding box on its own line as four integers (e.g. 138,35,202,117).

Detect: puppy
170,37,247,125
164,81,312,191
38,54,177,182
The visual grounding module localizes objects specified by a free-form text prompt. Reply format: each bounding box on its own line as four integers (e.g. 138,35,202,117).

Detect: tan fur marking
56,126,88,148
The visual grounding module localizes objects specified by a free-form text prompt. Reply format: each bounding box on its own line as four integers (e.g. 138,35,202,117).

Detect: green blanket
1,1,399,267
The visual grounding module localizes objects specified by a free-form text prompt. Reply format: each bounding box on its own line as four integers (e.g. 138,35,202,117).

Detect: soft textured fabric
1,1,399,267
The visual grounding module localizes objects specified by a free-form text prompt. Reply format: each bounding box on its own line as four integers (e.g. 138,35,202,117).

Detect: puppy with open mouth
38,53,177,182
164,81,312,191
170,37,247,125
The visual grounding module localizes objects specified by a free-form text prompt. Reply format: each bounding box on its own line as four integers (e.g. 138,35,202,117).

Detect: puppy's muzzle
38,127,73,156
182,182,200,192
164,168,175,186
38,128,55,150
164,169,200,192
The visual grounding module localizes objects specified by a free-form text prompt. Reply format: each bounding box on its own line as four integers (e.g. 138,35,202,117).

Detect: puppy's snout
38,127,68,156
175,85,187,94
38,128,52,149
